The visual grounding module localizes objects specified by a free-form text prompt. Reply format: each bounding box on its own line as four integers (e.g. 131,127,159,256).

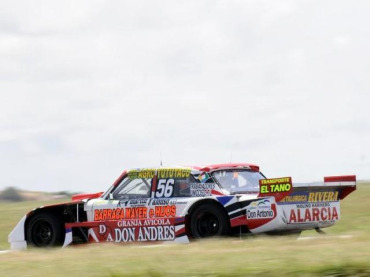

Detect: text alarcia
289,206,339,223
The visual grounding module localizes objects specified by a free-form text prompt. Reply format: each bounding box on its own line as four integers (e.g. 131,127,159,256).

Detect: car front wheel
26,213,64,247
190,203,230,238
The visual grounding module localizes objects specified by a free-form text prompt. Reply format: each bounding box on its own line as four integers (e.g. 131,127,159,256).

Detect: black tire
26,213,65,247
190,203,230,238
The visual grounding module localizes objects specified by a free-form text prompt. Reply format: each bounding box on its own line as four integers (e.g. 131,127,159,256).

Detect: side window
212,170,262,193
155,177,195,198
172,176,197,197
112,177,152,200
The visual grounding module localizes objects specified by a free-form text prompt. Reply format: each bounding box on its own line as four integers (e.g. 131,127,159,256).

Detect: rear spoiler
293,175,356,200
259,175,356,202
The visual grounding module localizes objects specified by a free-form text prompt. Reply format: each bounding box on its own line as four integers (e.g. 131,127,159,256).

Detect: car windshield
211,169,265,194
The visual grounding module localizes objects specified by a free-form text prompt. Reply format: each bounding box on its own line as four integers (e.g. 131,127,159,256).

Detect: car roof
112,163,260,187
189,163,260,172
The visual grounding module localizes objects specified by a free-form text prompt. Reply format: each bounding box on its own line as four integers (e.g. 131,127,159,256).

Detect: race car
8,163,356,249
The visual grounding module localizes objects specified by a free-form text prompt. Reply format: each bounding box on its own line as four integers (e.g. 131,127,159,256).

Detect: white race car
9,163,356,249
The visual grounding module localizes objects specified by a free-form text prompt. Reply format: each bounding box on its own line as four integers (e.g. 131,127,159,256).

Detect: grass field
0,183,369,276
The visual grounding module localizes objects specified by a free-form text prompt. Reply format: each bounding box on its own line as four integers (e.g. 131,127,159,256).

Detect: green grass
0,184,369,277
1,236,370,276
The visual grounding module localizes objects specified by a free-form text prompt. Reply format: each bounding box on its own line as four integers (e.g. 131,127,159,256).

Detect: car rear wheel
190,203,230,238
26,213,64,247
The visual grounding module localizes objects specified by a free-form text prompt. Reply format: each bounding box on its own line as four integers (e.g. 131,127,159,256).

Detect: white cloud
0,0,369,192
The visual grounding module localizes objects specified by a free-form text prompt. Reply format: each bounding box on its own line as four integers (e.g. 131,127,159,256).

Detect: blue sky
0,0,369,192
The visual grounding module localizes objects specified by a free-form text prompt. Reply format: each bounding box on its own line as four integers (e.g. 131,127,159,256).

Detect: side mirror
109,193,113,200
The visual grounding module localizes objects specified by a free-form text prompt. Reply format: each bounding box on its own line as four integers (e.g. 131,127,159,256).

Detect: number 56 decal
156,179,174,198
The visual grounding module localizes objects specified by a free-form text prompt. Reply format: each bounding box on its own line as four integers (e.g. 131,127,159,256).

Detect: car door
87,175,153,243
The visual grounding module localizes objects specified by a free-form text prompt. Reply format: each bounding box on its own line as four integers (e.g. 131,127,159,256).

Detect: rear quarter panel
278,187,342,230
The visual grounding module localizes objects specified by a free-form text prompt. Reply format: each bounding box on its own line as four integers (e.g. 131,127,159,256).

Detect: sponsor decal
280,191,339,203
150,198,170,205
152,205,177,217
94,205,176,221
95,218,175,243
308,191,339,202
197,172,210,183
260,177,292,193
190,183,215,197
128,168,156,179
246,199,275,220
149,198,183,205
259,177,293,202
280,194,308,203
118,198,150,207
157,168,191,179
289,203,339,223
127,168,191,180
